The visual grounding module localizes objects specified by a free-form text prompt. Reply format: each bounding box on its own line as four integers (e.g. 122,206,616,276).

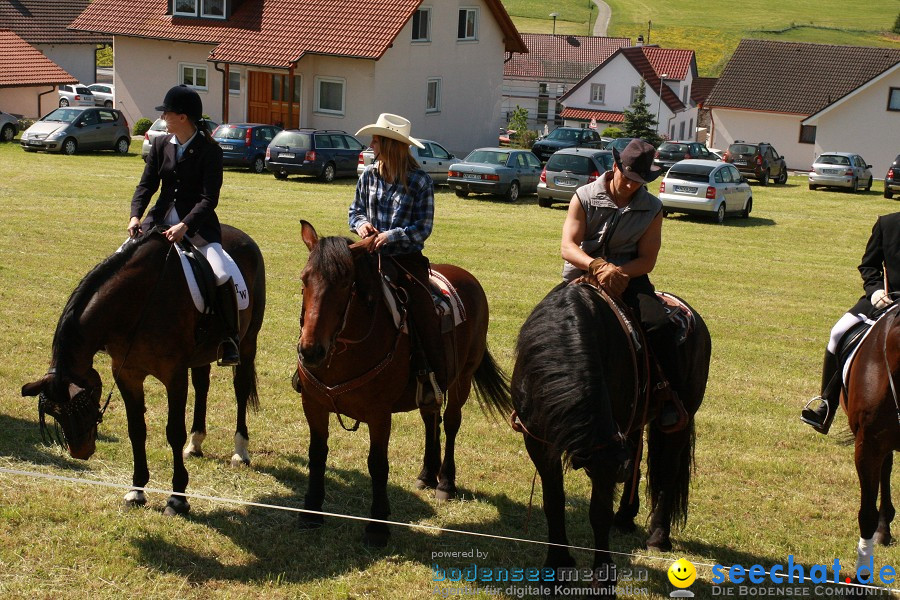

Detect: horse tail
471,346,513,418
647,418,695,528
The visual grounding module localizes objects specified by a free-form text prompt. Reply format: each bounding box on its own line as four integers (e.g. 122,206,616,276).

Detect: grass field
2,140,900,599
501,0,900,75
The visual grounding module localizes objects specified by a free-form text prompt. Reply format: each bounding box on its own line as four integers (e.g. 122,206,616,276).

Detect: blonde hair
375,136,420,191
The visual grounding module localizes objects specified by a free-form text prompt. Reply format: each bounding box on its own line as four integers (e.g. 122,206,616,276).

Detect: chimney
636,34,644,46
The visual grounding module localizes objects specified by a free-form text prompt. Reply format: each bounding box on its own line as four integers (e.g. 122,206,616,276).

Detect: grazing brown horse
843,306,900,580
511,283,710,591
21,226,265,515
294,221,511,546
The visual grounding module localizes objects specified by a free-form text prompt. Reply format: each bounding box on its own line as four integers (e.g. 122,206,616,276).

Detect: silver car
20,107,131,155
356,139,458,185
658,159,752,224
58,84,95,107
808,152,873,192
447,148,543,201
87,83,115,108
0,110,18,142
141,117,219,161
537,147,614,208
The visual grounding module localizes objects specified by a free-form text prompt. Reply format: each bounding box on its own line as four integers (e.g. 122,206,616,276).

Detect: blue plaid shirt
348,165,435,255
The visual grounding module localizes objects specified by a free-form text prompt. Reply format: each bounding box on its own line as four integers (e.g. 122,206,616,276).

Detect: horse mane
51,231,165,381
512,283,617,467
309,236,355,282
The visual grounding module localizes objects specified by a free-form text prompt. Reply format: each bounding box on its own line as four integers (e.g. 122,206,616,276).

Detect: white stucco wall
0,85,60,118
710,108,814,170
35,44,98,85
805,68,900,177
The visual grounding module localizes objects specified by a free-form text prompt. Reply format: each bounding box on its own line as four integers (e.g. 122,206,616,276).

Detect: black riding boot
216,278,241,367
646,327,685,431
801,351,841,434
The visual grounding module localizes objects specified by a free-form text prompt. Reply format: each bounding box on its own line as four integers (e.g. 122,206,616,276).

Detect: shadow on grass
0,412,113,470
664,214,777,228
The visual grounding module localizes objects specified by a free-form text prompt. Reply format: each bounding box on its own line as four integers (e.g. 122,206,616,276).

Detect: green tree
621,81,661,146
894,12,900,34
507,105,537,149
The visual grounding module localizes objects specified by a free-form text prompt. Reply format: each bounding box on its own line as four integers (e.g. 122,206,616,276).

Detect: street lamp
656,73,668,136
550,12,559,35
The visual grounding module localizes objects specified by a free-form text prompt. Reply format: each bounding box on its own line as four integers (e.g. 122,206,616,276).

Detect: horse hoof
363,526,390,548
297,513,324,530
875,530,893,546
646,529,672,552
435,487,455,502
415,477,437,490
163,496,190,517
183,448,203,459
613,512,636,533
230,454,250,468
123,489,146,507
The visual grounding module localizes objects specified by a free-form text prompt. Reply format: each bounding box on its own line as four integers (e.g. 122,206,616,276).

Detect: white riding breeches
827,312,865,354
164,206,230,285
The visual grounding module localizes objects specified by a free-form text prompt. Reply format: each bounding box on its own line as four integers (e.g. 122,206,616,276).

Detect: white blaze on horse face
231,432,250,467
68,382,84,400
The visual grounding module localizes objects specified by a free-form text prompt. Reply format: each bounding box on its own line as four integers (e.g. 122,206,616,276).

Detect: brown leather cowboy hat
612,138,662,184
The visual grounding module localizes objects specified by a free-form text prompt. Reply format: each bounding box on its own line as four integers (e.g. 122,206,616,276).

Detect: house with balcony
70,0,527,154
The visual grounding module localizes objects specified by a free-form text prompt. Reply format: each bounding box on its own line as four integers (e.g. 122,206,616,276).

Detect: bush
601,126,624,138
894,12,900,34
133,118,153,136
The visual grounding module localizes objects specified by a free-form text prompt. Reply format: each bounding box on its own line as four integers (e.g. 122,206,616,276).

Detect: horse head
21,366,104,460
298,220,379,368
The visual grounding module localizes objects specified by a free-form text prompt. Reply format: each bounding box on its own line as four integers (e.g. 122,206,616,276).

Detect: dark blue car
265,129,365,182
212,123,282,173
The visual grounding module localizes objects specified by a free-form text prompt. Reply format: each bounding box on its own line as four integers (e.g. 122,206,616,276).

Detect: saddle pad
379,269,466,333
174,245,249,313
841,305,898,386
656,291,695,344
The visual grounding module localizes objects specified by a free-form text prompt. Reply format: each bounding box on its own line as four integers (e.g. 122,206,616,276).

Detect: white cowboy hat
356,113,424,149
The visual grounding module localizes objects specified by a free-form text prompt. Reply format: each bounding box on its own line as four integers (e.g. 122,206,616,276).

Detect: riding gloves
589,258,630,297
872,289,893,309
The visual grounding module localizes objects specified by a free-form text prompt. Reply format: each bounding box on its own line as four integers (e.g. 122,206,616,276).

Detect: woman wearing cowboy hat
348,113,445,408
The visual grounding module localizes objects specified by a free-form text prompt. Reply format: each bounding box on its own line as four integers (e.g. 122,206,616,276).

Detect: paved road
592,0,611,36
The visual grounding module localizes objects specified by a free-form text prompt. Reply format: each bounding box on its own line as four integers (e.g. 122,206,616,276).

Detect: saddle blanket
380,269,466,333
841,304,899,386
174,244,249,314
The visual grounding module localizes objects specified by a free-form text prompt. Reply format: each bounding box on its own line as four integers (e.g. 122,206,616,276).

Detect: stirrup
800,396,832,434
217,338,240,367
415,372,443,411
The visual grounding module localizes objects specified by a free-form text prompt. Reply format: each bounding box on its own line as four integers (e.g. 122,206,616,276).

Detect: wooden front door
247,71,300,128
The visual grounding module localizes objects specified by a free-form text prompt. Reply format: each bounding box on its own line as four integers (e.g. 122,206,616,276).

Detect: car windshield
75,87,92,95
214,126,249,140
660,143,689,153
667,164,714,183
41,108,81,123
546,153,595,174
150,119,167,131
816,155,850,166
546,128,579,142
465,150,509,166
271,131,312,149
729,144,757,154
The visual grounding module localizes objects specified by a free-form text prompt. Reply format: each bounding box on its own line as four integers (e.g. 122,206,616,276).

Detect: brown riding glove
589,258,630,297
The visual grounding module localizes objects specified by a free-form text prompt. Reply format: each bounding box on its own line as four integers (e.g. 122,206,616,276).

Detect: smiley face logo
668,558,697,588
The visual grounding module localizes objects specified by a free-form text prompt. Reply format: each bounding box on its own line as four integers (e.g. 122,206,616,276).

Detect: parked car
884,154,900,199
606,137,637,154
20,107,130,155
653,141,715,170
357,139,458,185
58,84,95,107
212,123,282,173
266,129,365,182
0,110,18,142
808,152,873,192
531,127,605,162
498,128,517,146
537,147,614,208
722,141,787,185
708,148,725,161
658,159,752,223
447,148,543,201
86,83,115,108
140,117,220,161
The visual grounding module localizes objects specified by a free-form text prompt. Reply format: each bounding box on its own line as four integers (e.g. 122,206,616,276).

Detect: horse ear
21,378,46,397
300,220,318,251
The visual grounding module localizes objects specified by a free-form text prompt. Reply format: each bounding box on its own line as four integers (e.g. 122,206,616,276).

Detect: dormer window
203,0,224,17
174,0,197,16
173,0,227,19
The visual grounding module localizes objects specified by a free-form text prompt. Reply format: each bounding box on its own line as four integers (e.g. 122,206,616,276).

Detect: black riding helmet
155,85,203,121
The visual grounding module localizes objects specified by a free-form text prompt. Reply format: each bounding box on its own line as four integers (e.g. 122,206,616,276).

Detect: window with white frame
426,78,441,113
630,86,640,105
180,63,208,90
315,76,345,115
412,8,430,41
889,88,900,111
202,0,224,18
457,8,477,40
228,70,240,95
174,0,197,16
590,83,605,104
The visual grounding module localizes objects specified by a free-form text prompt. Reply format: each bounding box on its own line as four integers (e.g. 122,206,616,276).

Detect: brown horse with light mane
293,221,511,546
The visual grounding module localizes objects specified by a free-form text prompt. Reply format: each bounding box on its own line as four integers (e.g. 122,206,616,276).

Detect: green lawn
502,0,900,75
2,140,900,598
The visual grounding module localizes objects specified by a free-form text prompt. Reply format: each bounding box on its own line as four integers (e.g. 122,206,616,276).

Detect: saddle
178,240,218,315
837,304,899,388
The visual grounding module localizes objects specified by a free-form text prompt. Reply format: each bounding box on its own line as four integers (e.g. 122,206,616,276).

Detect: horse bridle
37,367,110,448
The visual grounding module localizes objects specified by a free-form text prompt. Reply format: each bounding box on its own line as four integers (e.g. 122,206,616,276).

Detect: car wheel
318,162,336,183
62,138,77,155
114,137,130,155
0,124,14,142
759,170,769,186
538,196,552,208
274,170,288,180
504,181,520,202
59,98,69,107
104,100,113,108
662,209,669,218
809,184,817,190
251,156,265,174
849,177,858,193
866,177,872,192
885,187,894,199
776,168,788,184
715,202,726,224
741,197,752,219
455,190,469,198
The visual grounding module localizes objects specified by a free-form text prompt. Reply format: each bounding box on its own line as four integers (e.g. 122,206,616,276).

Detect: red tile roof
0,0,109,44
71,0,526,69
0,29,79,87
690,77,717,105
560,107,624,123
504,33,630,80
705,39,900,115
641,46,695,80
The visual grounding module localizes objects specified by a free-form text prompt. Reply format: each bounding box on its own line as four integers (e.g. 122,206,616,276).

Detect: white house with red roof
71,0,527,154
557,45,699,140
502,33,630,129
0,29,79,118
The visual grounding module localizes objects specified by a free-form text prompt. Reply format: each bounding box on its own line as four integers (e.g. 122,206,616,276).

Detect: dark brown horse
21,226,265,515
843,306,900,580
294,221,511,546
511,283,710,591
